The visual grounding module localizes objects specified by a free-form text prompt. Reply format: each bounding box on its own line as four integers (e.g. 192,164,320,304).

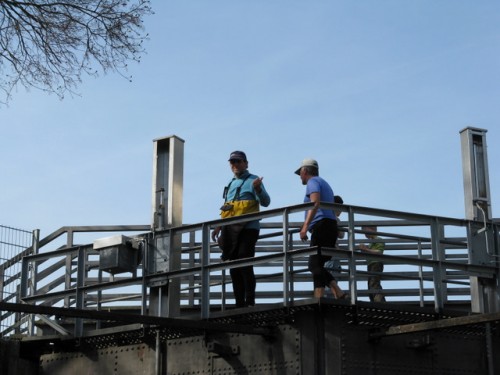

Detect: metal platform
8,298,497,375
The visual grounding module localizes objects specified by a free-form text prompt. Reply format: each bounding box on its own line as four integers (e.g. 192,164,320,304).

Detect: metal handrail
9,203,500,337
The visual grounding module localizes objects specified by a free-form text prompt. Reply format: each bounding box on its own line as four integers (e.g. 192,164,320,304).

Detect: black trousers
229,228,259,307
308,218,338,288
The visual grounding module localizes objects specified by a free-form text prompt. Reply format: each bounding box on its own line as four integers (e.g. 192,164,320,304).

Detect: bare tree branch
0,0,153,105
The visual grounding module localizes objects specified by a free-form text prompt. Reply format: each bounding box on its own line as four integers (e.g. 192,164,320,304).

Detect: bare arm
300,192,320,241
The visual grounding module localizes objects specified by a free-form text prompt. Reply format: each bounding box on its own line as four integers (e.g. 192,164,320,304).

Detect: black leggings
307,219,338,288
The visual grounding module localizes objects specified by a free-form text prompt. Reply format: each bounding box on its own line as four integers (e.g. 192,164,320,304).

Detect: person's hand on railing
211,226,221,242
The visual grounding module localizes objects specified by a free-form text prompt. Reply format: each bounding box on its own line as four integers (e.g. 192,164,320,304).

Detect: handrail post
417,240,424,307
347,206,357,302
187,231,196,307
64,228,73,308
74,246,85,337
141,235,151,316
27,229,40,335
430,217,445,312
200,223,211,319
282,208,290,307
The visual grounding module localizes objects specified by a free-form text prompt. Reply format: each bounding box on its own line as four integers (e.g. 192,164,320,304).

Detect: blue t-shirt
304,176,335,231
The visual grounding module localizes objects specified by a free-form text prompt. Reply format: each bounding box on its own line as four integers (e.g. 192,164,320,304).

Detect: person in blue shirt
212,151,271,307
295,158,347,300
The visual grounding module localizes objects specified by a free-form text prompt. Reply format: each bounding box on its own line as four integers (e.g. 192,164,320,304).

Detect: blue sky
1,1,499,238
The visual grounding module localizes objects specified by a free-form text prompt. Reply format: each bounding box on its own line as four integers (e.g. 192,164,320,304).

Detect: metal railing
6,203,500,337
0,225,36,337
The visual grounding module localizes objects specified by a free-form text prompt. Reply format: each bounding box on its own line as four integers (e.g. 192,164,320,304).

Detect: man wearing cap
295,159,347,299
212,151,271,307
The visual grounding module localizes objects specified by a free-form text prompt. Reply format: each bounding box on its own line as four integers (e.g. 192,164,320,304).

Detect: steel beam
0,301,272,337
370,311,500,338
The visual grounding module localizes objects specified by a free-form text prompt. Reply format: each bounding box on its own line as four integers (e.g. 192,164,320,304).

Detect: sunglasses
229,159,245,164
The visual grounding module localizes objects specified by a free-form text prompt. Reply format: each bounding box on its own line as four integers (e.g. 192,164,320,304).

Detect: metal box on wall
94,235,140,274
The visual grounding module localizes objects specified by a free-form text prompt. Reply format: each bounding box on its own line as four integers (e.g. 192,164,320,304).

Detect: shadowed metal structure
1,129,499,374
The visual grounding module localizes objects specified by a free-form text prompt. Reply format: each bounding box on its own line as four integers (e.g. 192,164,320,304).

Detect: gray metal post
149,135,185,317
460,127,492,221
200,224,210,319
430,218,446,312
64,229,74,309
460,127,498,313
282,208,290,306
74,247,85,337
151,135,184,231
347,207,357,301
30,230,39,334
